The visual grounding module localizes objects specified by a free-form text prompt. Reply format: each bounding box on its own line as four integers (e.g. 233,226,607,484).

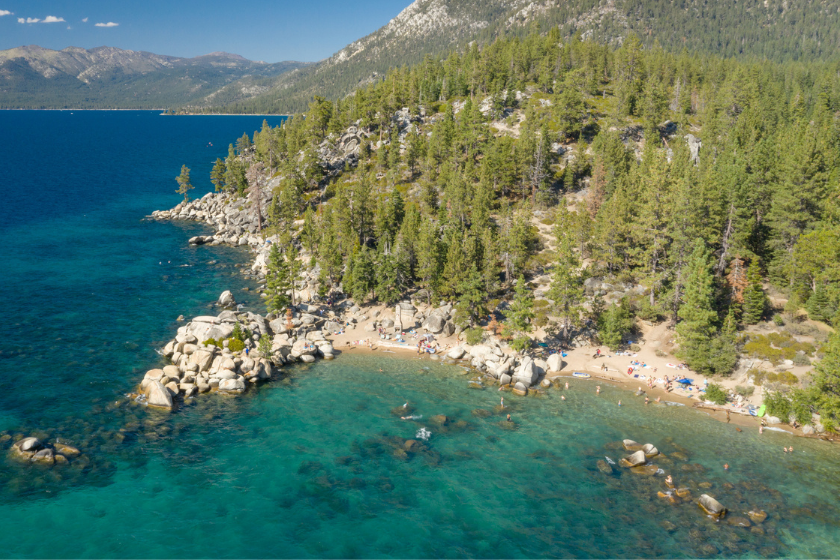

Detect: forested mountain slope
0,46,311,109
206,30,840,428
208,0,840,114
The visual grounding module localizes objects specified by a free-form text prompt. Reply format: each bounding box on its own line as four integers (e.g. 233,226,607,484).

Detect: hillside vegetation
204,0,840,114
207,30,840,429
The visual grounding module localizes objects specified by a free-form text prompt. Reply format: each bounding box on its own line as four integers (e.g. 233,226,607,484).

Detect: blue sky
0,0,411,62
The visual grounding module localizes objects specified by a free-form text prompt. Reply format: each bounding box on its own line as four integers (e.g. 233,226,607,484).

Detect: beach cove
2,111,840,557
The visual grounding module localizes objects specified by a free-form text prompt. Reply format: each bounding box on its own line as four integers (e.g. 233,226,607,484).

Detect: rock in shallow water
219,378,246,393
145,380,173,409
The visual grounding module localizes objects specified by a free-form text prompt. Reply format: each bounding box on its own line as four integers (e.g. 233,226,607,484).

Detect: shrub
741,332,815,365
705,383,728,405
655,349,666,358
534,313,549,328
735,385,755,397
227,338,246,353
630,344,642,352
764,390,792,421
204,338,221,348
636,298,664,322
773,315,784,326
258,335,273,356
792,352,811,366
465,327,483,345
510,336,532,352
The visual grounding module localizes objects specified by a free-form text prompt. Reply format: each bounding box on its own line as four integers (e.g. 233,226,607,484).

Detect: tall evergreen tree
742,260,767,324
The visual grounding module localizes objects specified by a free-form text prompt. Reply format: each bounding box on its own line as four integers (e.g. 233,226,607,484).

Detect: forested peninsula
162,30,840,432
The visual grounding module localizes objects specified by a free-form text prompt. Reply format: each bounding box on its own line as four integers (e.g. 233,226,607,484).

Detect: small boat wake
402,414,423,420
416,427,432,440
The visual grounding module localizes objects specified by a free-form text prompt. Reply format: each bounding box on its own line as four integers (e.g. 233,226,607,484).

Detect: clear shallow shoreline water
1,111,839,558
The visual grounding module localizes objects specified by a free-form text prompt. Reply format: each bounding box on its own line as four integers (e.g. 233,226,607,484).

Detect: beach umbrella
676,378,693,385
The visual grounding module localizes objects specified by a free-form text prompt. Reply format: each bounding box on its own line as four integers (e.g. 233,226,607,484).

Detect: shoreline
149,192,836,445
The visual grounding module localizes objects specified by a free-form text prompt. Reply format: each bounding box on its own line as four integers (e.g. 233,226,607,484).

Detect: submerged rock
698,494,727,519
619,450,647,467
596,459,613,474
748,510,768,523
623,439,643,451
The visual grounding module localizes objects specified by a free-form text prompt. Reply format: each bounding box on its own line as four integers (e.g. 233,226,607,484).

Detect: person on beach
726,409,731,423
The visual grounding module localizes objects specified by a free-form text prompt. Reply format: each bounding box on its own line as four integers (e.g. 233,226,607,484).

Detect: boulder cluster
150,190,268,249
8,436,80,466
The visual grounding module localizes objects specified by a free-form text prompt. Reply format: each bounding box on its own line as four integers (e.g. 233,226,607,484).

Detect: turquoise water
2,112,840,558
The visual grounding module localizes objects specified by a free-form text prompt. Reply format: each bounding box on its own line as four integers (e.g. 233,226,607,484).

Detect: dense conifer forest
214,31,840,429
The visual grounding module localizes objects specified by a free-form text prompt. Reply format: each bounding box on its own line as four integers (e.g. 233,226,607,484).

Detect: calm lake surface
1,111,839,558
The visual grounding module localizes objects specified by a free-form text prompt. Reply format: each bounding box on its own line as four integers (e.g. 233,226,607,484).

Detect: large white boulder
546,354,564,373
218,291,236,307
219,378,246,393
513,356,539,386
146,380,174,409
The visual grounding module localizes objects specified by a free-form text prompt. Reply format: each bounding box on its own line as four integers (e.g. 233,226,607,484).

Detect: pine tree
807,285,832,323
507,274,535,335
809,331,840,431
455,264,486,327
676,240,718,371
547,206,584,340
597,299,633,350
210,158,226,192
265,244,291,314
741,260,767,324
175,164,193,202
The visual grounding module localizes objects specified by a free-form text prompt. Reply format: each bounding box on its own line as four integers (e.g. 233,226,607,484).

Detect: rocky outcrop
9,436,79,465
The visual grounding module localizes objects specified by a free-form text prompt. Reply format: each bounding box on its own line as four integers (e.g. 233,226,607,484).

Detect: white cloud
0,10,13,17
95,21,119,27
42,15,65,23
16,15,67,24
82,17,88,22
19,17,40,23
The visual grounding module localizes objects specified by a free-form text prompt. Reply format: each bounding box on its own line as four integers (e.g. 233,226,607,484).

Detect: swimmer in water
500,396,504,408
655,396,661,403
724,463,729,470
665,475,673,486
506,414,512,422
596,386,601,395
561,395,566,401
618,400,622,406
565,382,569,390
783,447,788,453
645,396,650,405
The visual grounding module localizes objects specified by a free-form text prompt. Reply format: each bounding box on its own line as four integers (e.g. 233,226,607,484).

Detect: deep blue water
1,111,840,559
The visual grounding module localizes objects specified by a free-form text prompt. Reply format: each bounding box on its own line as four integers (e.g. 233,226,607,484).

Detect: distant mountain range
205,0,840,114
0,45,312,109
2,0,838,112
